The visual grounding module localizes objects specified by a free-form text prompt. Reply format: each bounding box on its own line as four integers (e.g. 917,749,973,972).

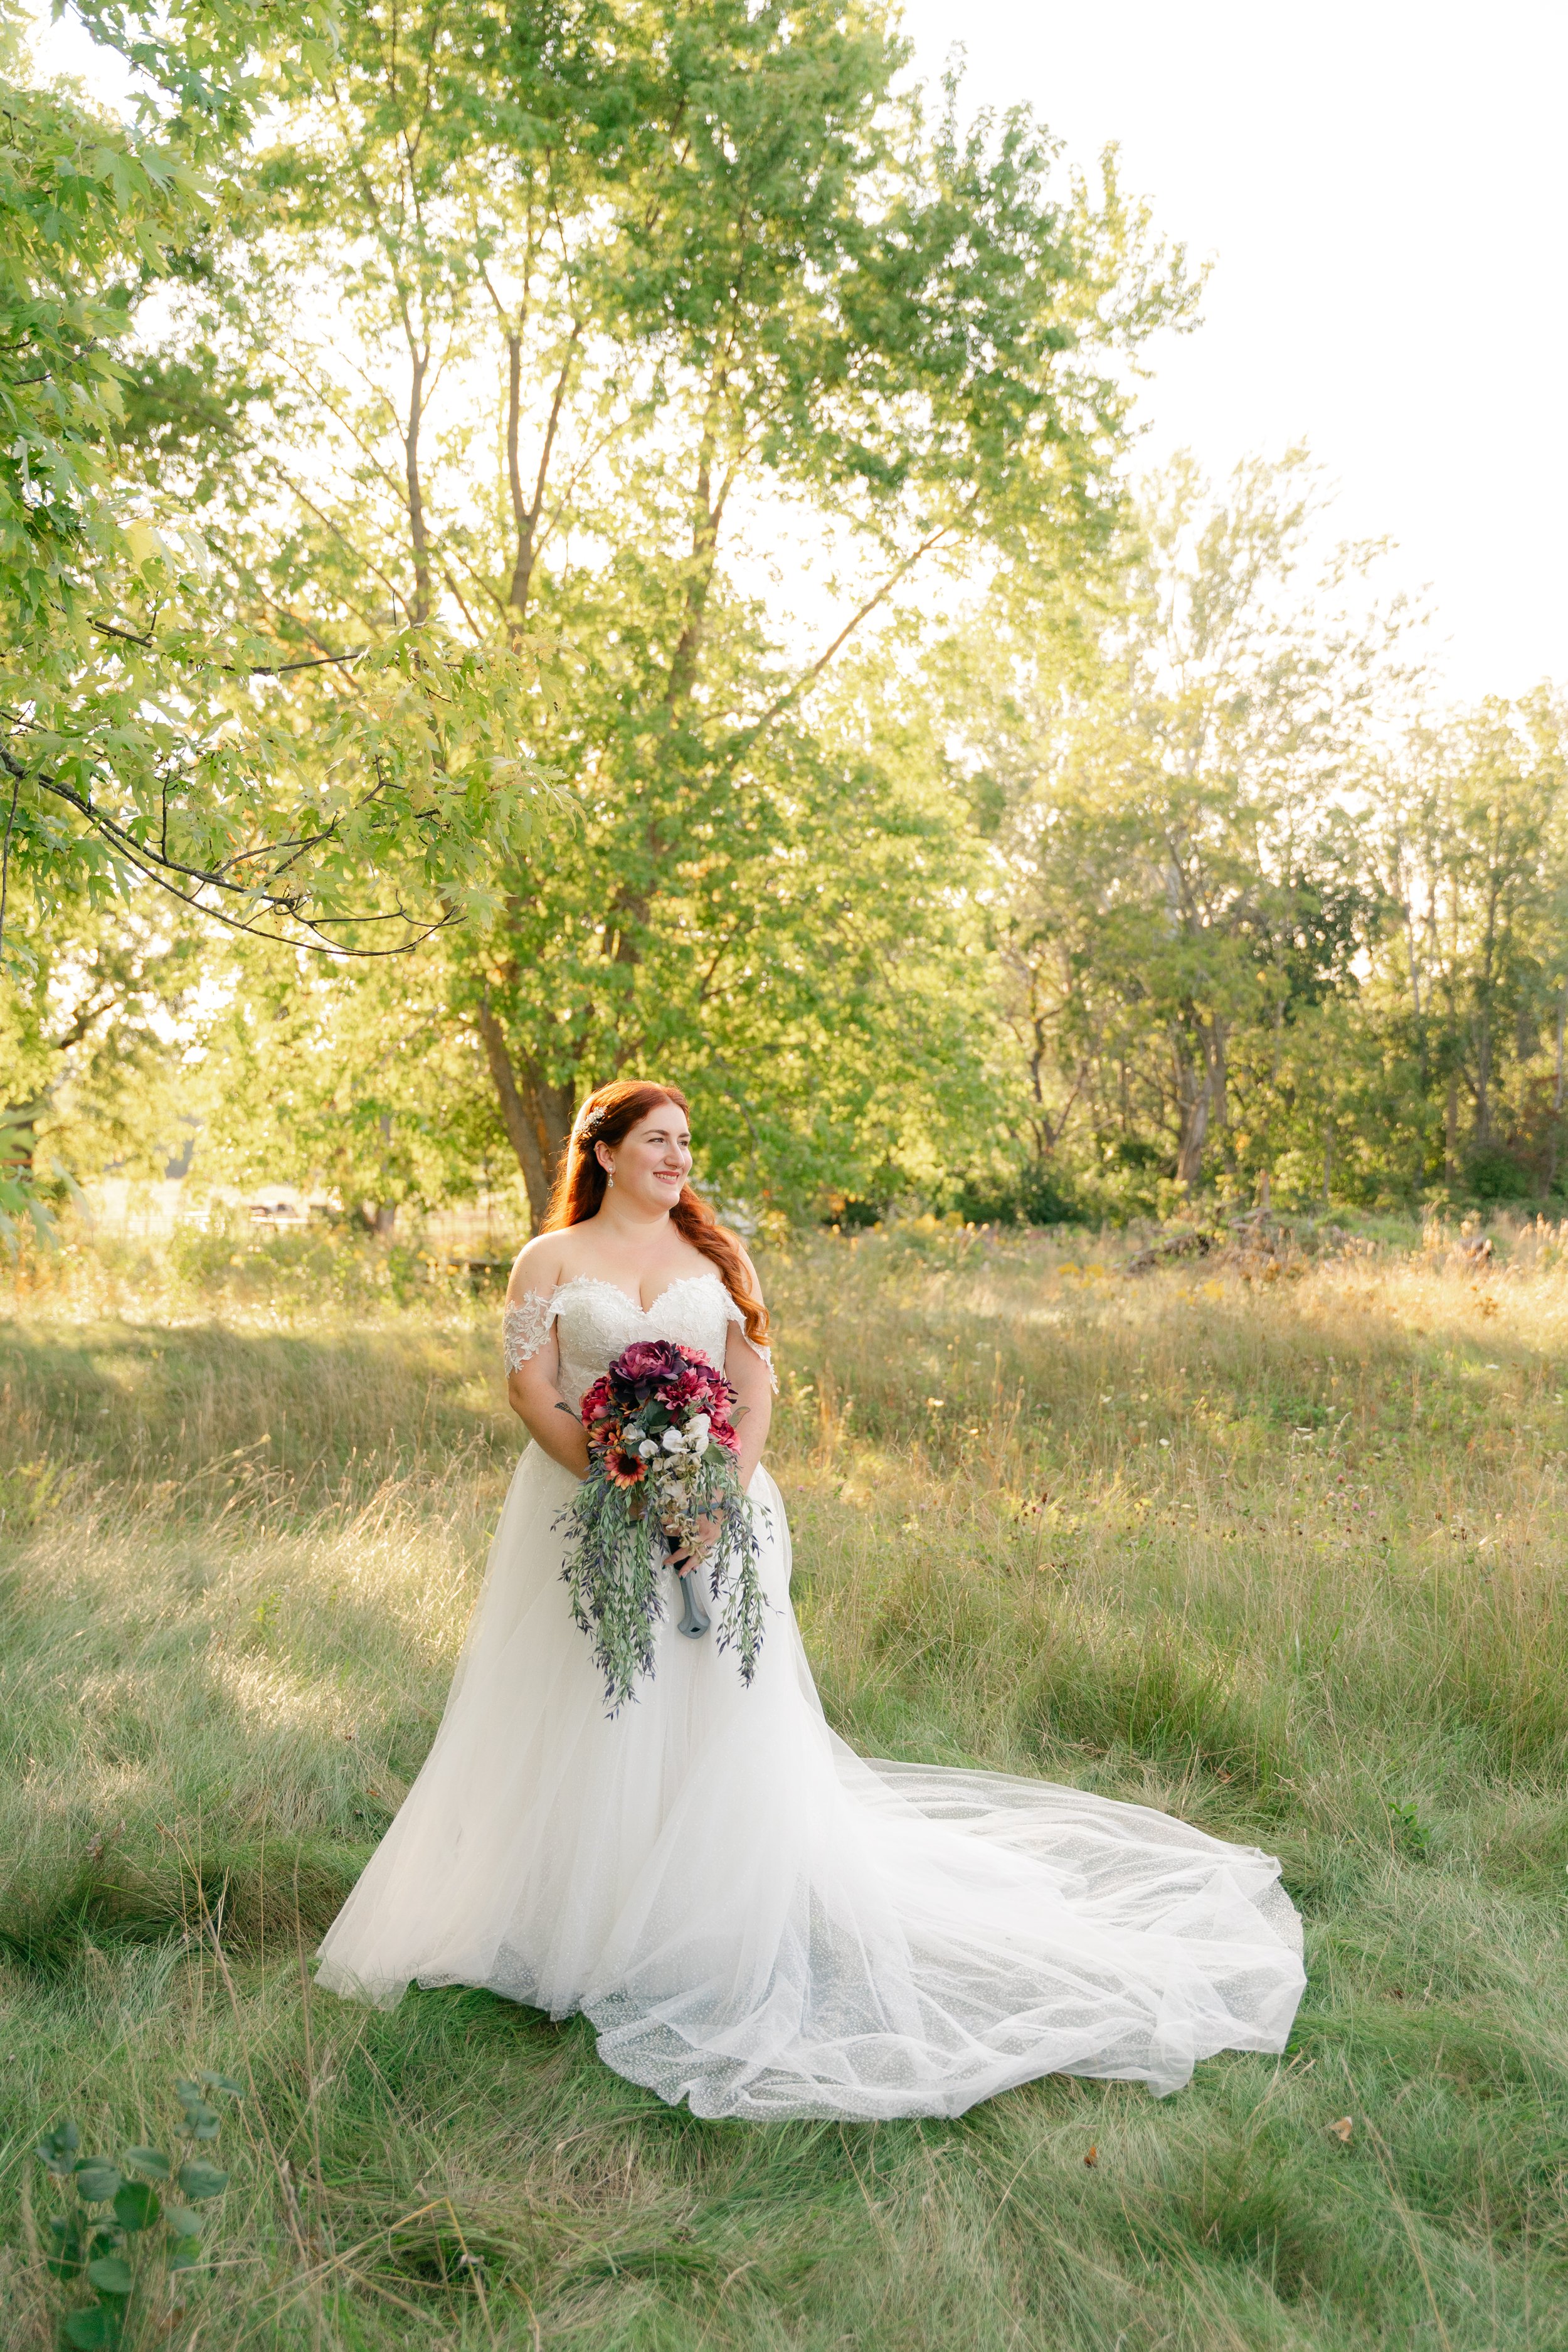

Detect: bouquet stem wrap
557,1340,766,1714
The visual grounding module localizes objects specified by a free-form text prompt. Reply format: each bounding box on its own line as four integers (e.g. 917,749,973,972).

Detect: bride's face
603,1104,692,1210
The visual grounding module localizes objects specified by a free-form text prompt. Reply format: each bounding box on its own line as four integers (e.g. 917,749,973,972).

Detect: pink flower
616,1340,690,1385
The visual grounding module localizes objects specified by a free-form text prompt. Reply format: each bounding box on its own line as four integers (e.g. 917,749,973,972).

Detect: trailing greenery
4,1226,1568,2344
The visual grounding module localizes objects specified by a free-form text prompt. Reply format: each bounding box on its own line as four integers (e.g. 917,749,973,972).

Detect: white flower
688,1413,711,1446
660,1426,686,1453
638,1439,659,1458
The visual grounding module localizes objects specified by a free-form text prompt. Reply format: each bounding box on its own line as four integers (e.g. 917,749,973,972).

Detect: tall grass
4,1225,1568,2346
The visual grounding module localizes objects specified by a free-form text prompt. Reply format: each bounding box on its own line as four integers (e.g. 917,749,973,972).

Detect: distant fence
78,1181,526,1266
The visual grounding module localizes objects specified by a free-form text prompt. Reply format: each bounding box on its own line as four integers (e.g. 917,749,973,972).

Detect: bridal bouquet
558,1339,766,1713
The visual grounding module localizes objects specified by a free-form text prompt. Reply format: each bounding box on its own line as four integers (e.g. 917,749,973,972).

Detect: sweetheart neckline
548,1270,724,1318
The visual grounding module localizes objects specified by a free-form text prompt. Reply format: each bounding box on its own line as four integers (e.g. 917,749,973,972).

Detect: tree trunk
1445,1073,1459,1176
506,325,579,626
475,1004,574,1229
405,346,431,625
1174,1046,1210,1189
367,1113,398,1239
665,366,729,713
1549,992,1567,1197
1207,1022,1229,1147
1174,1019,1226,1190
1475,1012,1493,1146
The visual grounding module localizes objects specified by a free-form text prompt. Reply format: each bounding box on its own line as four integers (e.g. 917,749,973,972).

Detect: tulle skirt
315,1448,1305,2119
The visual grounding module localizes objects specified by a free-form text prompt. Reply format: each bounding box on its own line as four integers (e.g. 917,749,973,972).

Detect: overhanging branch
91,619,367,677
0,746,458,958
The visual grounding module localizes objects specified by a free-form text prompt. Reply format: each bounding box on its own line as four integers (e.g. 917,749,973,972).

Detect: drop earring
606,1168,615,1189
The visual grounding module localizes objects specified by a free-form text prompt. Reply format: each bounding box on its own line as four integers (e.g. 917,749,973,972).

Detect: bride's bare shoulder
506,1231,577,1304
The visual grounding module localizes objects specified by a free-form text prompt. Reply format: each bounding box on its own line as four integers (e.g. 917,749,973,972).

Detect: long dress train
315,1273,1305,2121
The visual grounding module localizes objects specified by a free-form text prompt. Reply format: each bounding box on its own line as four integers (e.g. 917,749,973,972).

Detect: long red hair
541,1081,771,1348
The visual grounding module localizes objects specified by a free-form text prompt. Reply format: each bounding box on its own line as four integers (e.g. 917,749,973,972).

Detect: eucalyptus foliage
559,1453,764,1716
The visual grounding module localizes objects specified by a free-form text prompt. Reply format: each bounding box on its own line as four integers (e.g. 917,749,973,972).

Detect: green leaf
176,2158,228,2201
36,2118,81,2173
45,2212,85,2279
167,2235,203,2272
195,2070,244,2096
63,2309,120,2350
86,2254,134,2296
163,2203,203,2239
112,2180,160,2233
119,2148,170,2180
174,2080,221,2134
72,2160,122,2203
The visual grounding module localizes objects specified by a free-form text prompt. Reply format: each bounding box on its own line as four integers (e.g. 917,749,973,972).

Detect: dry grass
3,1222,1568,2348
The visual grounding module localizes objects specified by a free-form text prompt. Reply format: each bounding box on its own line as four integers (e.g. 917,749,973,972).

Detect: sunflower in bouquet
558,1340,766,1713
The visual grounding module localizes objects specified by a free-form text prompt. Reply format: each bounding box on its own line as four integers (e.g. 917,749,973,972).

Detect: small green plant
1388,1798,1432,1855
33,2074,240,2347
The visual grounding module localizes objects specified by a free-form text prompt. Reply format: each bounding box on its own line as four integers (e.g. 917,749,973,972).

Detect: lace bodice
503,1272,774,1410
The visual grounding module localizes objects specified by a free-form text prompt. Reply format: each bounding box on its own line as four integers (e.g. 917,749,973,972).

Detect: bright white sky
31,1,1568,707
901,0,1568,706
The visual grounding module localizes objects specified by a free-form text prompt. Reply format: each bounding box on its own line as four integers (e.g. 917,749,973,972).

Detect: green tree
157,0,1194,1218
0,3,565,973
938,450,1415,1201
1364,691,1568,1196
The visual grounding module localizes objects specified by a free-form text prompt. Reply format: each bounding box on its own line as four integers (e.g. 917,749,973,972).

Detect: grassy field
4,1219,1568,2349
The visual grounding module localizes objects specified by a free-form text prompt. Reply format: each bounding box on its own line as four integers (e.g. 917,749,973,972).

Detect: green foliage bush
33,2079,237,2346
946,1164,1086,1227
1465,1145,1537,1204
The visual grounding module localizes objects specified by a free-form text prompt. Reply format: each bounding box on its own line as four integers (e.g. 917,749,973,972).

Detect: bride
317,1080,1305,2119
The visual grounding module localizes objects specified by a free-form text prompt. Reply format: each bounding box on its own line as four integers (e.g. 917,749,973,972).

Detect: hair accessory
579,1104,607,1140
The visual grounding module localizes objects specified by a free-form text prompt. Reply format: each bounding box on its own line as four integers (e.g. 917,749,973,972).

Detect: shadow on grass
0,1315,509,1529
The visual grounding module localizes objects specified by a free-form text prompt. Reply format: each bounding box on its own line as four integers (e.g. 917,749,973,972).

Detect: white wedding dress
316,1272,1305,2119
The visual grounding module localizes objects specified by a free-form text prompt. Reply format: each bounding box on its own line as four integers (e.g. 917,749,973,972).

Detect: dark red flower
615,1340,690,1385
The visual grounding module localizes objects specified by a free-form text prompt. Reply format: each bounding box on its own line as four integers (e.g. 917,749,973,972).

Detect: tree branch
732,512,968,757
0,747,453,956
90,620,366,677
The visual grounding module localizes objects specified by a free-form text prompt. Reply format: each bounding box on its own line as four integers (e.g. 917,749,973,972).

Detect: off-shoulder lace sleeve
502,1288,559,1373
717,1293,778,1392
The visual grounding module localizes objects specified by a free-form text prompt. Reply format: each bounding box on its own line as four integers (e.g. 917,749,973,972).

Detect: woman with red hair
319,1082,1304,2120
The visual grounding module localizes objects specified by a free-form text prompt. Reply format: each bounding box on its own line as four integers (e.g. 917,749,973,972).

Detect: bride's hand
670,1514,720,1573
